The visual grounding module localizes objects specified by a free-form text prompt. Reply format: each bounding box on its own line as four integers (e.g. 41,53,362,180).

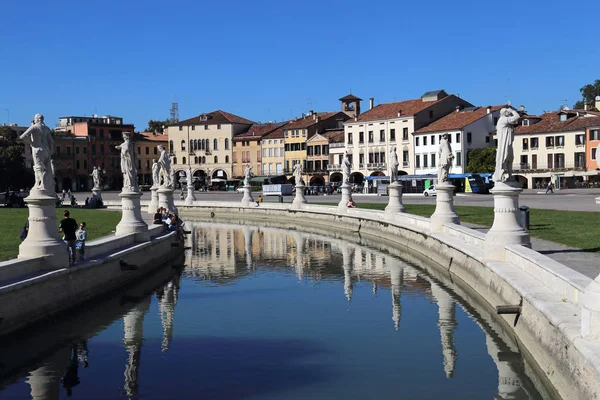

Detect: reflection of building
134,132,168,187
122,296,151,399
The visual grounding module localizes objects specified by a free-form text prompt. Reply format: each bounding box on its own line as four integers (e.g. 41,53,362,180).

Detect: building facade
134,132,168,187
260,126,286,177
232,122,285,179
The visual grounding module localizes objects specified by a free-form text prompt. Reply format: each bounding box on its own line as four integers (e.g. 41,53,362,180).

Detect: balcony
403,161,410,167
329,143,345,148
512,162,586,172
327,164,341,171
367,163,386,170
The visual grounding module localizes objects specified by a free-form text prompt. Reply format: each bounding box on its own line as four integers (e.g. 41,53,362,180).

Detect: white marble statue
20,114,55,192
438,133,454,183
151,159,160,188
157,145,172,188
90,166,100,189
493,106,521,183
244,164,252,186
186,167,193,187
390,146,399,183
342,151,351,183
115,132,138,191
293,163,304,186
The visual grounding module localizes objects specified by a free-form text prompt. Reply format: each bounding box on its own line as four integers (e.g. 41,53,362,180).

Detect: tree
146,120,169,133
0,126,34,190
573,79,600,110
466,148,496,173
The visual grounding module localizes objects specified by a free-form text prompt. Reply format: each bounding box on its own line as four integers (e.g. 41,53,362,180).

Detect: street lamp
185,126,197,203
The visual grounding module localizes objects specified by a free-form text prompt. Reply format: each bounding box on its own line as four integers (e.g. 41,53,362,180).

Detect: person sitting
346,196,356,208
153,208,163,224
166,214,185,241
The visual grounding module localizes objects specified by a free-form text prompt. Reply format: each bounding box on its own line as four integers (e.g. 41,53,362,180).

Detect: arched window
225,155,229,163
181,140,186,151
214,156,218,163
182,156,186,165
194,156,198,163
225,139,229,150
194,139,198,150
169,140,174,153
213,138,218,150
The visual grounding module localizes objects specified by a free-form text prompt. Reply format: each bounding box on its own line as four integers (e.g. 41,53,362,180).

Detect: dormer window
522,119,529,126
560,114,567,122
200,114,208,121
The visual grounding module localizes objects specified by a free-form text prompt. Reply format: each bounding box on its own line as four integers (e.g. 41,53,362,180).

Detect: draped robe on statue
493,108,520,183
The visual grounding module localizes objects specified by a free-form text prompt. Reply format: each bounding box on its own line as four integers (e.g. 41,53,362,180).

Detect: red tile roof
262,125,286,140
339,93,362,101
321,129,345,143
135,132,169,142
284,112,342,129
415,105,504,133
515,111,600,135
172,110,254,127
353,96,455,122
232,122,287,142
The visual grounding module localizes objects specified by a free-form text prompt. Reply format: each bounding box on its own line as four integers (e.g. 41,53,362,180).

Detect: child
76,222,87,260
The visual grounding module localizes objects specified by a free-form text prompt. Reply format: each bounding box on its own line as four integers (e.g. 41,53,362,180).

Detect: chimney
369,97,374,110
313,113,317,120
584,102,589,111
397,110,402,117
354,116,358,122
455,105,461,112
486,106,492,114
316,116,321,122
309,110,314,116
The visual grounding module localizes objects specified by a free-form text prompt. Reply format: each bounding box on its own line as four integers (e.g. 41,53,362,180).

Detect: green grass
315,202,600,252
0,208,121,262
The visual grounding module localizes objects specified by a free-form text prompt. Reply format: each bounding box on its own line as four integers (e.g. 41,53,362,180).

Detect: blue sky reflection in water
0,222,548,399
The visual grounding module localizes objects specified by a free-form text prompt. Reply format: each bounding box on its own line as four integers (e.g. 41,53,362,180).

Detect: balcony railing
513,162,586,172
327,164,341,171
367,163,386,169
329,143,345,148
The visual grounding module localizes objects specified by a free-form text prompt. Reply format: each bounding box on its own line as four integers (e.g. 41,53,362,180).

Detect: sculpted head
122,132,130,141
34,114,44,124
157,144,164,152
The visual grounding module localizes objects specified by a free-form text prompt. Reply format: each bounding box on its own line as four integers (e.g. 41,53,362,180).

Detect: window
181,140,186,151
66,146,71,155
137,146,141,154
76,159,80,169
269,148,273,157
423,155,428,168
359,132,364,143
56,146,60,155
225,139,229,150
322,145,328,154
75,146,79,154
217,124,221,129
547,154,553,169
402,150,409,166
531,137,538,149
416,137,420,146
307,146,313,156
402,128,409,141
429,110,434,119
592,148,597,160
214,156,218,163
531,154,537,169
546,137,554,147
555,153,565,168
178,126,183,131
447,134,451,144
575,134,585,146
522,138,529,150
263,148,267,157
575,152,585,168
83,160,87,169
485,136,490,143
173,157,177,164
274,148,279,157
456,133,460,143
368,131,373,143
83,147,87,154
91,144,96,155
456,151,461,166
415,154,421,168
194,156,198,163
182,156,186,165
100,144,104,154
466,132,472,143
555,136,564,147
138,159,142,169
423,136,427,146
213,138,218,150
520,155,528,169
225,155,229,163
431,135,435,145
493,117,498,126
390,129,396,141
431,154,436,167
591,129,600,141
191,125,195,131
302,129,306,137
169,140,173,153
146,160,150,169
380,130,385,142
347,133,353,144
145,147,149,155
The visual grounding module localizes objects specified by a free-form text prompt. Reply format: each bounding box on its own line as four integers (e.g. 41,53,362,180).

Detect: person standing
76,222,87,260
545,181,554,194
59,210,78,265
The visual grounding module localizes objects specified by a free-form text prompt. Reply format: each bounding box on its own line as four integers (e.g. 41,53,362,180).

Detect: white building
413,105,502,175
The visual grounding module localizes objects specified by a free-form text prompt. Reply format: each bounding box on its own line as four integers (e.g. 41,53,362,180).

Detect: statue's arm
507,109,520,124
19,126,33,143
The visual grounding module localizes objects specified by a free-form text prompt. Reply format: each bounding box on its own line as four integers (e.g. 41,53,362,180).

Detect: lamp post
185,126,197,204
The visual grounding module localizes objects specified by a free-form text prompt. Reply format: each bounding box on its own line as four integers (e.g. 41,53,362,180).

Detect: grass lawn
315,202,599,252
0,208,121,262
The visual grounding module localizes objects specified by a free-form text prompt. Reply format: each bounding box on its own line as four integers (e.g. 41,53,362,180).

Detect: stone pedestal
430,183,459,232
18,190,69,268
158,187,178,214
484,181,530,260
185,184,197,205
385,182,406,216
147,187,159,214
241,185,254,206
116,190,149,241
337,182,352,212
92,187,102,201
582,276,600,341
292,184,307,209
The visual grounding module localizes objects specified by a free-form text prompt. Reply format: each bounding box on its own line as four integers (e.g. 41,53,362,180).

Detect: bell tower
339,94,362,118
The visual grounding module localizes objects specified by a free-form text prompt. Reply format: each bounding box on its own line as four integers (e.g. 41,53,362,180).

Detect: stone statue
157,145,172,188
244,164,252,186
115,132,138,191
342,151,351,183
493,106,521,183
437,133,454,183
293,163,304,186
20,114,55,192
186,167,193,187
151,159,160,188
90,166,101,189
390,146,399,183
169,163,175,189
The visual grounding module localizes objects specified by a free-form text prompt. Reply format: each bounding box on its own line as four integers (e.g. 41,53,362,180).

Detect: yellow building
134,132,168,187
261,125,287,177
232,122,285,178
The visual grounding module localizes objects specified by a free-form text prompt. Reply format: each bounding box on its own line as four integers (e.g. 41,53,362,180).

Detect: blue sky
1,0,598,129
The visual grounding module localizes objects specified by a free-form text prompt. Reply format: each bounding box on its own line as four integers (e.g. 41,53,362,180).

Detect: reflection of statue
244,164,252,186
157,145,171,188
151,160,160,188
493,106,521,183
342,151,351,183
390,146,399,183
20,114,55,191
437,133,454,183
90,166,100,189
115,132,138,191
293,163,304,186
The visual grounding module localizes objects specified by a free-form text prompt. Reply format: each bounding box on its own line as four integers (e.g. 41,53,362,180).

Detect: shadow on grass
539,247,600,255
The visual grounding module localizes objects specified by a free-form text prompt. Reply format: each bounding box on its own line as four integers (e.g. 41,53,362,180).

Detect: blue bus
449,173,489,194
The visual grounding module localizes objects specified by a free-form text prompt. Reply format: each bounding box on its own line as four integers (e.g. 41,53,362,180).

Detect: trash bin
278,195,283,203
519,206,529,230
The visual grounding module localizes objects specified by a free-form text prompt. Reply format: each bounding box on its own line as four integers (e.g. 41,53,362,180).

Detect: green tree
466,148,496,173
573,79,600,109
146,120,169,133
0,126,33,190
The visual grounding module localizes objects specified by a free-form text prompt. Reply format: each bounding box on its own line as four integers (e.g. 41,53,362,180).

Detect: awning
580,171,600,176
211,178,226,183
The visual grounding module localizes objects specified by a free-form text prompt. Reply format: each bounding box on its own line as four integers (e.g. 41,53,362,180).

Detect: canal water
0,222,552,399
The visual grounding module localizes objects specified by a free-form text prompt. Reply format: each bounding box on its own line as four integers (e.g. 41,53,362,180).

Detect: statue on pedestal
115,132,138,191
437,133,454,183
186,167,193,188
493,106,521,183
293,163,304,186
90,166,101,190
390,146,399,183
151,160,160,188
244,164,252,186
20,114,55,192
342,151,351,183
157,145,172,188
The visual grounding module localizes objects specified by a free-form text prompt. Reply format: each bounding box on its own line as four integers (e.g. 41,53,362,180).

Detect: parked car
423,186,437,197
236,186,245,193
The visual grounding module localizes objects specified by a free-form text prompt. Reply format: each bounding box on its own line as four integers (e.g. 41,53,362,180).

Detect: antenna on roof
169,98,179,123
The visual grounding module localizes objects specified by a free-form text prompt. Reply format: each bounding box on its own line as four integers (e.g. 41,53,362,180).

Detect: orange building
586,123,600,182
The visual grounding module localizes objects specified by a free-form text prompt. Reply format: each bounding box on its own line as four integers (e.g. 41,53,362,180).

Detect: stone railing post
430,183,459,232
385,182,406,216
